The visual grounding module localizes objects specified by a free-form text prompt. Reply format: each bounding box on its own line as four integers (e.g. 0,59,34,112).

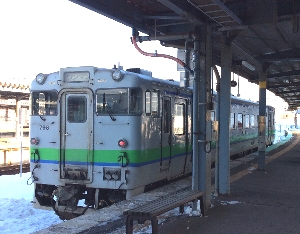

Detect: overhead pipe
213,65,221,92
131,28,193,75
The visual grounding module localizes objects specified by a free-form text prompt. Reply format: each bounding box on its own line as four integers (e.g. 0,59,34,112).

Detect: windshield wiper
105,103,116,121
39,115,46,121
103,94,116,121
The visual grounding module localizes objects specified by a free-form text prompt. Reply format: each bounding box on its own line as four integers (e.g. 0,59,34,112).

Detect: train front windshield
96,88,142,115
31,91,58,116
31,88,142,116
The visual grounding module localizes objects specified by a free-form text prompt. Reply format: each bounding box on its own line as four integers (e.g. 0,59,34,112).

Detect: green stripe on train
30,145,192,164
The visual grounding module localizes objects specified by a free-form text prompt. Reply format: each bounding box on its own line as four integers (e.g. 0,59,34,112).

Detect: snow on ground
0,172,62,234
0,172,203,234
0,171,245,234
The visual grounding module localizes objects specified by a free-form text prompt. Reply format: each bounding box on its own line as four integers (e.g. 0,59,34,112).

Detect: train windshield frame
96,88,142,115
31,91,58,116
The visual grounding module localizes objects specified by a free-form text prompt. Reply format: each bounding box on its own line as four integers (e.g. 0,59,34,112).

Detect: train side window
152,91,159,116
145,91,151,116
174,103,185,135
31,91,58,116
230,113,235,129
250,114,255,127
244,114,250,128
145,90,159,117
237,113,243,129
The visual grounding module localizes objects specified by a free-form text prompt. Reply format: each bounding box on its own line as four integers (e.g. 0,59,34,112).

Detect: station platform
37,132,299,234
159,132,300,234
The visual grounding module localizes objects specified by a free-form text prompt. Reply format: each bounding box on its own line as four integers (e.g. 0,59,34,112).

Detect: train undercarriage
33,144,266,220
34,184,126,220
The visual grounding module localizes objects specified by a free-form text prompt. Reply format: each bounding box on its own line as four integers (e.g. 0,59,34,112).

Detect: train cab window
174,103,185,135
237,113,243,129
96,88,142,115
244,114,250,128
67,96,87,123
129,89,142,114
230,113,235,129
31,91,58,116
250,115,255,127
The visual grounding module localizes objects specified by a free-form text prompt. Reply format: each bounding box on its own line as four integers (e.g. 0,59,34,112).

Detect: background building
0,78,29,138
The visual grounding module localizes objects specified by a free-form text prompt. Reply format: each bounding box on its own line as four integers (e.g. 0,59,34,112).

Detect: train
28,66,275,219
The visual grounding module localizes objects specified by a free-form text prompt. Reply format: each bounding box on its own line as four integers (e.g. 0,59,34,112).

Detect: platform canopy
0,78,29,100
69,0,300,109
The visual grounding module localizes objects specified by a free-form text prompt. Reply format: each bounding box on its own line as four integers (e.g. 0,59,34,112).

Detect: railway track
0,163,30,175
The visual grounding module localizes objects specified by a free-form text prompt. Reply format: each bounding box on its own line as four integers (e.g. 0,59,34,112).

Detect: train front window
31,91,58,116
67,96,87,123
96,88,142,115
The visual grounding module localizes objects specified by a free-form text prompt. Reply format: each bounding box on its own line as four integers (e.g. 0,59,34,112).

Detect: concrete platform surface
159,132,300,234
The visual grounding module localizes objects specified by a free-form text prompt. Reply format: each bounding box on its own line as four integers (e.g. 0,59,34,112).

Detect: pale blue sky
0,0,287,110
0,0,178,80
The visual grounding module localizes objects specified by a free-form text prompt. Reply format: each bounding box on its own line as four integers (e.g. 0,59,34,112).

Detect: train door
60,90,93,183
161,96,172,171
174,98,189,174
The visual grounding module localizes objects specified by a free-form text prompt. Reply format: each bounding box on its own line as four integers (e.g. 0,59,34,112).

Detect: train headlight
112,69,124,81
36,73,47,85
118,139,128,148
103,168,121,181
104,170,111,180
30,137,40,145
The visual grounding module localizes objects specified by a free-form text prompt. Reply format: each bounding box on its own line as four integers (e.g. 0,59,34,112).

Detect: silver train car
29,66,275,219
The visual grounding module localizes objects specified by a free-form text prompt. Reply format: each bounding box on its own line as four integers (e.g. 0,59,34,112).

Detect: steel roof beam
256,48,300,62
212,0,243,25
268,82,300,88
267,69,300,78
157,0,206,25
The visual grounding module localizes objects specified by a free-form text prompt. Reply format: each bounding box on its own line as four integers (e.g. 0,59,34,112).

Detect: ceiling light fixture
242,61,255,71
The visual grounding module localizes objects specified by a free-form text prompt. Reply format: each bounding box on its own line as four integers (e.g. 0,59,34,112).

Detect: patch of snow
0,173,62,234
221,200,242,205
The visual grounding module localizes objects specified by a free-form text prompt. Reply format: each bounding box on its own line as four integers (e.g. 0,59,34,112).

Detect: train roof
30,66,274,110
